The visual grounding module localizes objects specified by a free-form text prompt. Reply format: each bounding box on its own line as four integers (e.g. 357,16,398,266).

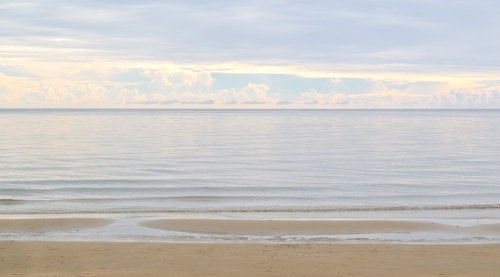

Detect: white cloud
296,85,500,109
239,83,271,102
149,92,167,101
0,65,280,107
106,85,146,104
299,89,347,105
330,77,342,84
140,82,274,105
431,87,500,108
20,82,109,103
1,62,500,109
214,83,273,103
148,69,214,91
9,81,148,106
161,90,212,103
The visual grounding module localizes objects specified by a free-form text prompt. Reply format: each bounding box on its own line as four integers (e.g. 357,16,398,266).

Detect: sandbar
139,219,450,235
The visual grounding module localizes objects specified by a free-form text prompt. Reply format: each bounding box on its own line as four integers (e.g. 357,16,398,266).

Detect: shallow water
2,212,500,244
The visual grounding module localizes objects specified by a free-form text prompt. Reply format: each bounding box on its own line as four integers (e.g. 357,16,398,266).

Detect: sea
1,109,500,243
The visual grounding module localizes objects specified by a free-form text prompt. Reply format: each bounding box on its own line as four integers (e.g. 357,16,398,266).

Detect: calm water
1,109,499,215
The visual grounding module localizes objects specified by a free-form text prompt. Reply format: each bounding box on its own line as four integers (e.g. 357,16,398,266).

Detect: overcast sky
1,0,500,108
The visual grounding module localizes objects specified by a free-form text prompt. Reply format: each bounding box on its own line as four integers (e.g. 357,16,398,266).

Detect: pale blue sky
1,0,499,108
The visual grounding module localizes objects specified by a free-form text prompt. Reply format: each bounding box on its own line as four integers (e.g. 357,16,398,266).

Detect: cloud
242,100,266,105
299,89,347,105
122,80,275,106
6,78,148,106
20,82,108,103
1,61,500,109
304,100,318,105
148,69,214,91
107,85,147,104
330,78,342,84
132,100,158,105
2,1,500,109
181,99,215,105
431,87,500,108
0,64,283,107
215,83,272,103
296,85,500,108
276,100,294,105
238,83,272,102
160,100,179,105
2,0,499,77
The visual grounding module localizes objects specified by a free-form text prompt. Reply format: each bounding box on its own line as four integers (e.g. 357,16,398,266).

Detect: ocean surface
1,109,499,217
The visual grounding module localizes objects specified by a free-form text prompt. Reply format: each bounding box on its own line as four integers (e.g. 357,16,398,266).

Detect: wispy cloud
276,100,294,105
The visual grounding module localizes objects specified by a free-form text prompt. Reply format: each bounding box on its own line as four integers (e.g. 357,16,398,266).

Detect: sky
1,0,500,108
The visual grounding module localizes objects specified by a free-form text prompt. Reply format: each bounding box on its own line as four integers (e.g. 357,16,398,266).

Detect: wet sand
139,218,454,235
0,218,114,233
1,241,500,277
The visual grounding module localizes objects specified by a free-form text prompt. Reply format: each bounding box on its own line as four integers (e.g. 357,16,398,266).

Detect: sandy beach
1,241,500,277
1,218,500,276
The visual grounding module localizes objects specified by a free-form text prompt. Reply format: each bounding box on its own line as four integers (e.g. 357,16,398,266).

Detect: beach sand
2,218,500,276
1,241,500,277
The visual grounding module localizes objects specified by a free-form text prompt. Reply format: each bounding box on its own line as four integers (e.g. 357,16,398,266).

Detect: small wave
118,204,500,213
1,204,499,214
0,199,24,205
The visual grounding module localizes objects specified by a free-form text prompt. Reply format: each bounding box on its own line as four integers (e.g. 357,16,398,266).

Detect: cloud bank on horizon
1,0,500,108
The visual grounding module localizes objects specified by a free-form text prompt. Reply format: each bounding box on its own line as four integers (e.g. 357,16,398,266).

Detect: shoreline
2,216,500,275
2,241,500,277
1,217,500,244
